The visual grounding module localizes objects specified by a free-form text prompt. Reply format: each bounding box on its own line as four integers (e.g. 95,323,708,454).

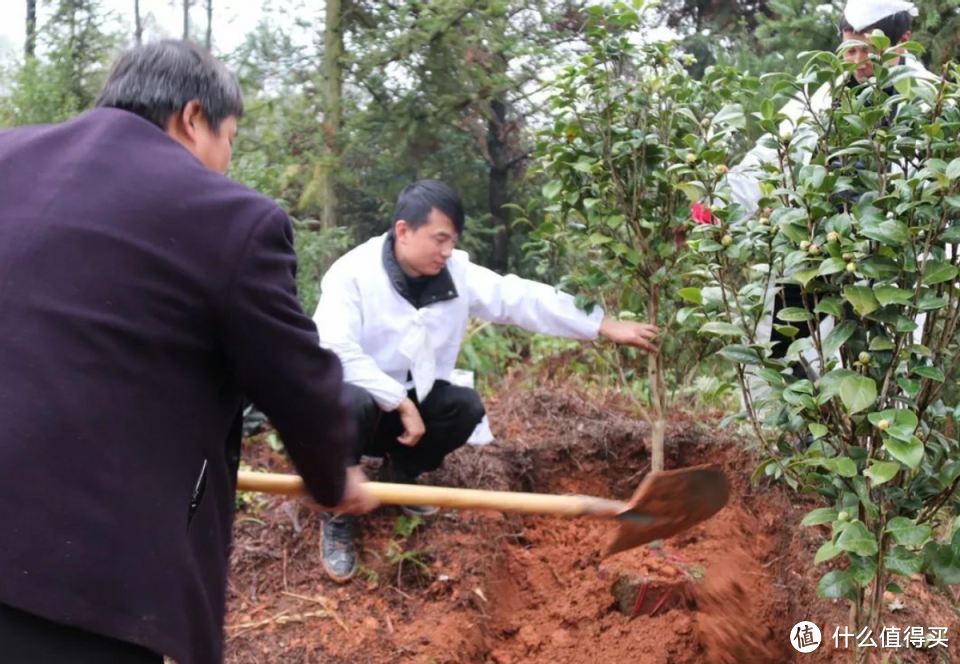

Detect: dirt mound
225,381,960,664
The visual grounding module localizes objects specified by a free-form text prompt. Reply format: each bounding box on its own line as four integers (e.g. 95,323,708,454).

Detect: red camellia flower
691,202,715,225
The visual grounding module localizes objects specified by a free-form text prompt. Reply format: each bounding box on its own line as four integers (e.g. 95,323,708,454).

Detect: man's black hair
393,180,465,235
838,11,914,44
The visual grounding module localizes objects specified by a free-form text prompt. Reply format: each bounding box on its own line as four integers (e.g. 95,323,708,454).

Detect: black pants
0,602,163,664
345,380,486,478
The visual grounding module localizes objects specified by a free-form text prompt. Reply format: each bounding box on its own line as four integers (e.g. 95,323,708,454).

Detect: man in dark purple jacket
0,40,376,664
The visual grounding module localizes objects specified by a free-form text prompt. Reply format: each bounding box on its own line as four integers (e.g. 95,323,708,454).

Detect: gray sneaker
378,464,440,517
321,514,358,583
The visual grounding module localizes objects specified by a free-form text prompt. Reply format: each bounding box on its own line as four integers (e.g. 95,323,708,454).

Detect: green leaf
777,307,814,322
542,180,563,201
717,344,761,365
817,257,846,277
940,461,960,486
818,570,856,599
929,543,960,585
793,268,820,287
885,546,924,576
801,507,838,527
699,322,745,338
864,461,900,486
844,286,879,317
860,220,910,246
849,554,878,586
869,337,895,351
913,366,945,382
678,287,702,305
822,457,858,478
867,409,899,427
815,540,843,564
874,286,913,306
756,368,787,386
815,297,844,317
809,423,828,440
774,325,799,338
839,375,877,414
837,520,879,557
713,103,746,129
947,158,960,181
918,294,949,311
822,321,856,359
940,225,960,243
884,435,925,469
886,517,932,547
676,182,707,202
923,261,959,285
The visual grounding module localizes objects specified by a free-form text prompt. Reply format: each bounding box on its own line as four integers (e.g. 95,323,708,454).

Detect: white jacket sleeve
466,262,604,339
313,264,408,411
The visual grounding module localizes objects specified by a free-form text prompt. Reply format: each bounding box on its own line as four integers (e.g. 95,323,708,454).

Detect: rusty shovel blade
604,464,730,558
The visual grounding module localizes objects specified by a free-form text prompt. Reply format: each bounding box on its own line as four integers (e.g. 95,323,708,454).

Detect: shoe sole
401,505,440,518
320,530,358,584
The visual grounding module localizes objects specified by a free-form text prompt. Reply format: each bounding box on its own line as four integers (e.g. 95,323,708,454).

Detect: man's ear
395,219,408,240
167,99,207,145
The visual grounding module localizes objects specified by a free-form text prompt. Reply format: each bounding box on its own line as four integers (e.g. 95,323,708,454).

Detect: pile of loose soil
225,378,960,664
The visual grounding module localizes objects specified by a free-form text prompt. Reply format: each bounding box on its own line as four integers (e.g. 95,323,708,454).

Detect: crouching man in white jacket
312,180,659,582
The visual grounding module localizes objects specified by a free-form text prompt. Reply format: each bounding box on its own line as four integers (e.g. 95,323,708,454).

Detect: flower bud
722,235,734,247
715,165,729,176
827,232,840,243
846,262,857,274
877,419,891,431
800,240,811,251
686,153,698,164
808,244,822,255
859,352,871,364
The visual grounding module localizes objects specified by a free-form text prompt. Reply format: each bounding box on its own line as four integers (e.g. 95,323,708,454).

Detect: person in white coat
312,180,660,582
730,1,935,414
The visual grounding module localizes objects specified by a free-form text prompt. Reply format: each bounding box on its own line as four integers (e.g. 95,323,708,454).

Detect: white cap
843,0,918,33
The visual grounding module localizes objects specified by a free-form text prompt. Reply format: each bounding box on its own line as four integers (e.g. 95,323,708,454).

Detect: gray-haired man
0,40,375,664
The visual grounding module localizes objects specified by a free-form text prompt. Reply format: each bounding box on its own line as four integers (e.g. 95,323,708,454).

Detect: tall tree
346,0,586,272
205,0,212,49
134,0,143,44
319,0,343,230
4,0,118,127
26,0,37,58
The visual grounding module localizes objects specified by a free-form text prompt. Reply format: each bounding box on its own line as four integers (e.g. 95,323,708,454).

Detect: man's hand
397,397,426,447
329,465,379,516
599,319,660,353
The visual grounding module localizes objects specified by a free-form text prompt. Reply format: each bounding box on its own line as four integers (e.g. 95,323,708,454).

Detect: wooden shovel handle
237,470,626,520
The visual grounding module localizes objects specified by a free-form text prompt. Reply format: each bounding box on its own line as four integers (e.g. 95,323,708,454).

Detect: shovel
236,464,728,557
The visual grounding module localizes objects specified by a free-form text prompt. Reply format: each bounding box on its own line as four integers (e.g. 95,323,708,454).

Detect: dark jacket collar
382,231,459,309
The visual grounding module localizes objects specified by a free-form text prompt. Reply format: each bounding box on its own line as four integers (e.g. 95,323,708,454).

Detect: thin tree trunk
488,98,511,273
183,0,190,40
648,285,666,472
320,0,343,230
134,0,143,44
26,0,37,58
205,0,212,49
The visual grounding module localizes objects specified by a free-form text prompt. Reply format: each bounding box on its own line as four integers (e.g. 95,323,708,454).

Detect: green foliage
528,1,757,435
1,0,119,126
697,34,960,645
